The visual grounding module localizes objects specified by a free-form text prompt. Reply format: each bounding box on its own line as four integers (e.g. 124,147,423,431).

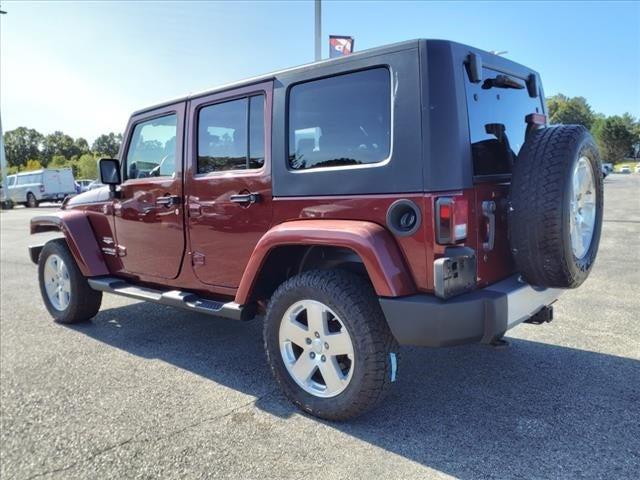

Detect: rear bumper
379,275,562,347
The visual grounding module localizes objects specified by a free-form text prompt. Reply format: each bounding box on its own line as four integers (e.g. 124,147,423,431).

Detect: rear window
466,67,543,178
288,67,391,171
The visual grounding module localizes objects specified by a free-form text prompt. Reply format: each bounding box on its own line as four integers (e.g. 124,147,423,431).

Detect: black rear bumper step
87,277,255,321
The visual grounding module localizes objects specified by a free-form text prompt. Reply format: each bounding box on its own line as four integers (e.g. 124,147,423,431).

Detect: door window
125,114,178,179
197,94,265,174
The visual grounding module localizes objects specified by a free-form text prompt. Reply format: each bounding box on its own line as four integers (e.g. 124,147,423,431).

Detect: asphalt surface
1,175,639,480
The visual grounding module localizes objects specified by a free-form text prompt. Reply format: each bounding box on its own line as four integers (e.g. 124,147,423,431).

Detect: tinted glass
197,95,265,173
466,67,544,176
126,114,177,179
288,68,391,170
198,98,247,173
249,95,265,169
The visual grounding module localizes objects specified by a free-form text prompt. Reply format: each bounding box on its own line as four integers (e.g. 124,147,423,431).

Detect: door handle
230,193,261,205
156,195,181,207
482,200,496,251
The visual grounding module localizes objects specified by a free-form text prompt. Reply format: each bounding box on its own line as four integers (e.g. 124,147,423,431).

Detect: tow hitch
525,305,554,325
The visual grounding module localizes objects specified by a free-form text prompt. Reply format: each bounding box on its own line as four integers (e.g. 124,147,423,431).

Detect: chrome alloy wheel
279,300,355,398
44,254,71,311
570,156,597,259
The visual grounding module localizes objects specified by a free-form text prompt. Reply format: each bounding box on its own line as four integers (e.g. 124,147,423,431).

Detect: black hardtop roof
132,38,538,116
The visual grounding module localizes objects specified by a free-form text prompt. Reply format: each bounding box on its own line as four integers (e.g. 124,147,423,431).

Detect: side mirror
99,158,122,197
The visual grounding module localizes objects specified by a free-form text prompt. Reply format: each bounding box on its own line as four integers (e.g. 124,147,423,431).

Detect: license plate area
434,247,477,299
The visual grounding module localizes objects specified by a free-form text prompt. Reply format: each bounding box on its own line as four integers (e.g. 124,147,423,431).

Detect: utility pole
314,0,321,61
0,7,11,209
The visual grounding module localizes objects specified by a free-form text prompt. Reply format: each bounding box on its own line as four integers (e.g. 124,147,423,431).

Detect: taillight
39,185,45,193
435,196,468,245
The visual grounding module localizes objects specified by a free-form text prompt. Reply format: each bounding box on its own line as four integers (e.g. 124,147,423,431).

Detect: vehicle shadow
72,302,640,479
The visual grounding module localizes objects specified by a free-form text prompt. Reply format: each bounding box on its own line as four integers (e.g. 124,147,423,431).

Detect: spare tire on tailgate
509,125,603,288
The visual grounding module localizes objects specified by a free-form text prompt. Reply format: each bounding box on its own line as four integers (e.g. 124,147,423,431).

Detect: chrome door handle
230,193,261,205
482,200,496,251
156,195,181,207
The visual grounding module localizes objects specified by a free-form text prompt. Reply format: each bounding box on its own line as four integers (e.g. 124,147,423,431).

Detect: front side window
126,114,178,179
7,176,15,186
197,94,265,174
288,67,391,170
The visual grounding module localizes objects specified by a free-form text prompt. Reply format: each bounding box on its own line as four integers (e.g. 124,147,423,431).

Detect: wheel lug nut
324,342,329,349
321,355,326,362
310,352,316,359
314,331,320,338
305,338,312,345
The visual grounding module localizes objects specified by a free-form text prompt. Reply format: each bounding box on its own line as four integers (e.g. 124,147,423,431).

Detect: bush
24,159,43,171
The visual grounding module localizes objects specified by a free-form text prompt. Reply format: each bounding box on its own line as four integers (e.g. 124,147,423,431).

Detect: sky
1,0,639,143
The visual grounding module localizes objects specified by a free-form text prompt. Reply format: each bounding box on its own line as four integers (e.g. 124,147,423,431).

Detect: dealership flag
329,35,354,58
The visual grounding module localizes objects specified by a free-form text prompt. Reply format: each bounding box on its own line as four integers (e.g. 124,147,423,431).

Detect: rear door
112,103,186,279
185,82,273,287
465,66,545,286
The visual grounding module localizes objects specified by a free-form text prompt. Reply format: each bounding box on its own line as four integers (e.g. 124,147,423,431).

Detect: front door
186,82,273,287
113,103,186,279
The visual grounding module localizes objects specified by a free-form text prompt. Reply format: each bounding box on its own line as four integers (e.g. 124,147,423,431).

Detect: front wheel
264,270,398,421
38,239,102,324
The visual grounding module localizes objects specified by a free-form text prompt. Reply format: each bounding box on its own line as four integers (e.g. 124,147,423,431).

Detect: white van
6,169,76,207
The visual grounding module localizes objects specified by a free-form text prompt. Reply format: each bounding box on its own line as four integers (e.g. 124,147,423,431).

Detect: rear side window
17,174,39,185
197,94,265,174
288,68,391,171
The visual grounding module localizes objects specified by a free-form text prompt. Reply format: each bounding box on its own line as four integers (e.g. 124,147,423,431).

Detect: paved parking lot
1,175,639,479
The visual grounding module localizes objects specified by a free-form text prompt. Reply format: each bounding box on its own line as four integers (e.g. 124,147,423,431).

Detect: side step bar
87,277,255,321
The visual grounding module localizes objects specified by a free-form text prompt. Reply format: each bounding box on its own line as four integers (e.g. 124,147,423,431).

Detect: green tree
594,115,637,163
74,137,90,156
76,153,98,179
547,94,595,130
42,131,78,165
49,154,69,168
3,127,43,170
92,133,123,157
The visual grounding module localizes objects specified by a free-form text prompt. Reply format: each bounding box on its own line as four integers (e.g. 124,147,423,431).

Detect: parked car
87,180,105,190
29,39,603,420
619,165,631,174
635,163,640,173
601,163,613,177
7,168,76,207
76,179,95,193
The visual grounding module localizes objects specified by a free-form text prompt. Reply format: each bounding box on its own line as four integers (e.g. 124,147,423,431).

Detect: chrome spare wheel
279,299,355,398
44,254,71,311
570,156,597,259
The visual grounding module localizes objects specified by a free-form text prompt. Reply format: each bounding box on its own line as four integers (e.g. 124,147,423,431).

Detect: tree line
546,94,639,163
2,93,639,180
2,129,122,180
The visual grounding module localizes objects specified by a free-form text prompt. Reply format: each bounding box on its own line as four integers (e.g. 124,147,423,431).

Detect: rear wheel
264,270,397,421
509,125,603,288
26,192,38,208
38,239,102,323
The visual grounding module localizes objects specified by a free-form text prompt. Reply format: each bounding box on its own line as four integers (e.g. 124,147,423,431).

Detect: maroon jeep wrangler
30,40,603,420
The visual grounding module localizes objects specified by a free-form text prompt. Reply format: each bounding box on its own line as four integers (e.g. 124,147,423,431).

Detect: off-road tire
38,239,102,323
264,269,398,421
509,125,603,288
26,192,39,208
